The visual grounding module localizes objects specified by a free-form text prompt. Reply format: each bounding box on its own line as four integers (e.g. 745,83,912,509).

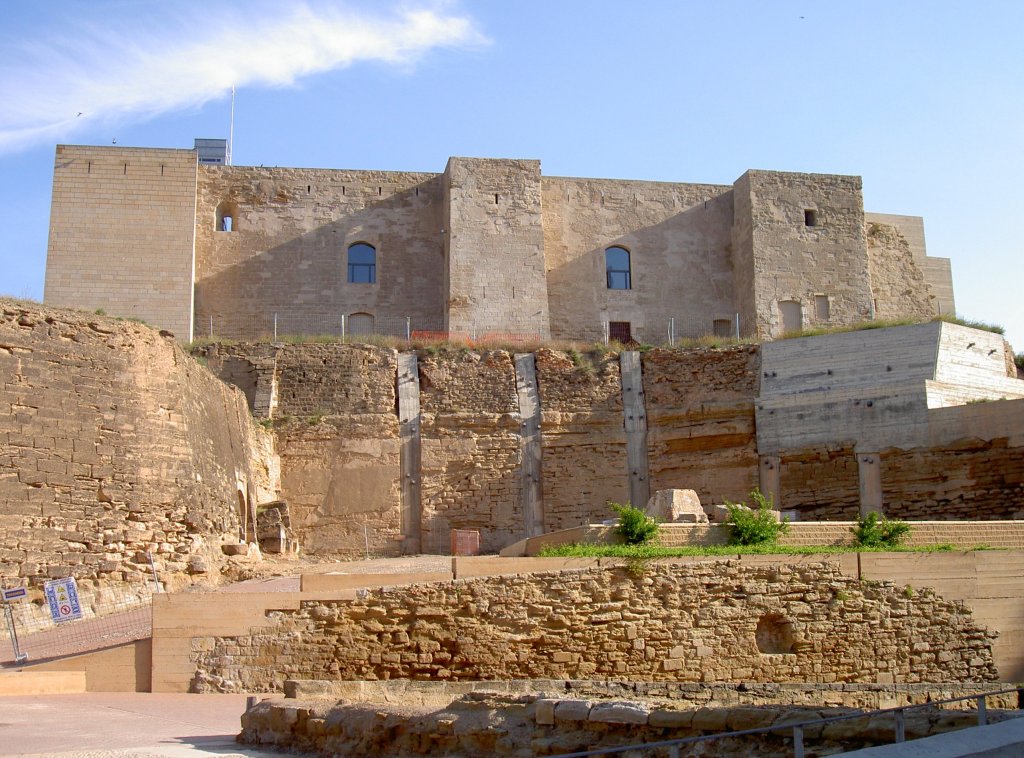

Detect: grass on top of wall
537,542,1001,558
783,314,1007,341
185,332,758,357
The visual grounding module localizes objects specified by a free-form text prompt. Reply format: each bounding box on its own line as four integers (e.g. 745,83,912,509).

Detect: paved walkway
0,693,301,757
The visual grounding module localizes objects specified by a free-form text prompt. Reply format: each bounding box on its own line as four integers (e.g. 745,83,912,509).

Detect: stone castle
44,140,954,343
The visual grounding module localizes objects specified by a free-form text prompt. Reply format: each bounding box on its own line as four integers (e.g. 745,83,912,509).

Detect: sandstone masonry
45,144,955,342
190,561,998,693
0,300,277,593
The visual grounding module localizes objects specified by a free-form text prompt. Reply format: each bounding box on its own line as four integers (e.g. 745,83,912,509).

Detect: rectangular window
804,209,818,227
609,321,632,343
815,295,830,320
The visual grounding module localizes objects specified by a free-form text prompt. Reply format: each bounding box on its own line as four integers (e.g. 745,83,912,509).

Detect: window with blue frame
606,246,631,290
347,243,376,284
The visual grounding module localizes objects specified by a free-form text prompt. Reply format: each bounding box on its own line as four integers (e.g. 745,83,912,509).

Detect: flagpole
228,85,236,165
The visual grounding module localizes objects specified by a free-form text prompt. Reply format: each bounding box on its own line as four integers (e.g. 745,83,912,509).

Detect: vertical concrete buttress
397,352,422,553
514,353,545,537
620,351,651,510
857,451,883,517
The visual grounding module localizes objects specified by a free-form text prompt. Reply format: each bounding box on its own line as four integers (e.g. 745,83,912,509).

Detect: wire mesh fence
195,311,743,348
1,578,157,665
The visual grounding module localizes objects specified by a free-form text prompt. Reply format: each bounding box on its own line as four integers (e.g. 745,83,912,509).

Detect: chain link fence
195,311,742,347
2,575,158,664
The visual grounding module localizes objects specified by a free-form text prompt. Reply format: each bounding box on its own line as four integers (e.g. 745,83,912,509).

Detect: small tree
609,502,659,545
725,489,789,546
852,511,910,548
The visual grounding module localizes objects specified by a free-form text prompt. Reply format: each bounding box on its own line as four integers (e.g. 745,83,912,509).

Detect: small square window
804,209,818,227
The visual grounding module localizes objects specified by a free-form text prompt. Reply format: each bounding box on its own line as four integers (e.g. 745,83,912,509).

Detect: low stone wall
190,561,997,693
240,690,1020,757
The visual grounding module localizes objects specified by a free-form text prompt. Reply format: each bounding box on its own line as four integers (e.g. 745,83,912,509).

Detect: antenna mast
228,85,236,166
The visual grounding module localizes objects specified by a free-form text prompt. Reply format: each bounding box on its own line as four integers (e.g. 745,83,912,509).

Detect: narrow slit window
347,243,376,284
605,246,631,290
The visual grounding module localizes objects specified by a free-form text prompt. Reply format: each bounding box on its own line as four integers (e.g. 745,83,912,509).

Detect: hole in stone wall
804,209,817,227
216,200,238,232
755,613,795,654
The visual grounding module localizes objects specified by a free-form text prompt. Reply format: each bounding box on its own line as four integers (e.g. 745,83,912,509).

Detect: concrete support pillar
759,455,781,509
620,351,650,510
514,353,545,538
857,451,883,517
397,353,422,554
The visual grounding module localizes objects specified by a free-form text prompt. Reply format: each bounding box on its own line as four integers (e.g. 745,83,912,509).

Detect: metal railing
195,312,744,347
552,686,1023,758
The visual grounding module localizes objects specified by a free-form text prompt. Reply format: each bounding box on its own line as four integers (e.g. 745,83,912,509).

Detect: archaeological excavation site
2,294,1024,755
2,141,1024,754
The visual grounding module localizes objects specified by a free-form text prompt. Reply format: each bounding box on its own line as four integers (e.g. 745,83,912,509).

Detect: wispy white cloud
0,2,485,154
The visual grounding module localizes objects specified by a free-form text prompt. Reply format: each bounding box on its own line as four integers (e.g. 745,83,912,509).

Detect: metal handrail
552,686,1023,758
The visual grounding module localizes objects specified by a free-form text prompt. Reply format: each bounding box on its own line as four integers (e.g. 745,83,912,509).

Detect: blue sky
1,1,1022,349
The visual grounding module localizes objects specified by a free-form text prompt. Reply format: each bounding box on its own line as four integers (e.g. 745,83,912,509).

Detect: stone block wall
643,346,760,505
44,145,198,339
194,165,446,339
444,158,549,337
738,170,872,339
535,348,628,528
778,445,862,519
189,561,997,692
263,345,401,555
541,176,733,342
419,350,522,553
191,329,1024,557
0,300,276,592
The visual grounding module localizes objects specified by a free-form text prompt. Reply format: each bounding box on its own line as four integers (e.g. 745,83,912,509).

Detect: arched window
606,246,631,290
347,243,376,284
216,201,238,232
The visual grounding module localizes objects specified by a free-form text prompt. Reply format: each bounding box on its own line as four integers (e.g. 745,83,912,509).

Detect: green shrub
851,511,910,548
725,489,788,546
1014,353,1023,372
609,502,659,545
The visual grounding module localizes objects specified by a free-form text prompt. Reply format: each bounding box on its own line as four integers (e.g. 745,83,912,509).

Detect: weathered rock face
190,561,997,692
866,221,936,321
0,300,277,592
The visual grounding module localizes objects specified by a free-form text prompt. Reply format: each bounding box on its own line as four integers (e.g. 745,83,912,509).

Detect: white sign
1,586,27,601
44,577,82,623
